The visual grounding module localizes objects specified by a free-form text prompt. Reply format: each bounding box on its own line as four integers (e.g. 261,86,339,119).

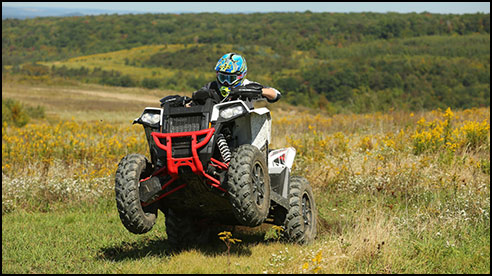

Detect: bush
100,74,136,87
2,98,30,127
141,77,161,89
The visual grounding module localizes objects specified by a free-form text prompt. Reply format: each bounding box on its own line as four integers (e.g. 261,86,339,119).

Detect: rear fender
268,147,296,199
268,147,296,170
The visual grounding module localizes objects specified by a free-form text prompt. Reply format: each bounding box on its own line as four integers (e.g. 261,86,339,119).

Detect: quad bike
115,87,317,248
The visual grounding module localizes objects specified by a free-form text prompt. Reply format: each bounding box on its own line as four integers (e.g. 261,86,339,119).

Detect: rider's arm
262,87,282,103
262,88,278,101
243,79,281,103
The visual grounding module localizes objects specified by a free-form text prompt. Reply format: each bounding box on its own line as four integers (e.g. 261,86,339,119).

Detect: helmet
214,53,247,97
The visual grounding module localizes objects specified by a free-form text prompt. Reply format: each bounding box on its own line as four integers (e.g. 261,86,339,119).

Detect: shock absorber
217,134,231,163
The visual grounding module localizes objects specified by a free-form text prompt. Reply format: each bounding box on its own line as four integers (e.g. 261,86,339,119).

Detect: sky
2,2,490,14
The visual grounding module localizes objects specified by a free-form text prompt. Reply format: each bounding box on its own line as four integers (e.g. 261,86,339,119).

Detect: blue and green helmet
214,53,247,97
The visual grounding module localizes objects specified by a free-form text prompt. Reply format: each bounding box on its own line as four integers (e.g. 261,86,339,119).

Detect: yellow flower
312,250,322,263
444,107,454,120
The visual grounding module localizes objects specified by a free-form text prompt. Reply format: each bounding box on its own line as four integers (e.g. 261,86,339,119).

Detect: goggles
217,72,243,86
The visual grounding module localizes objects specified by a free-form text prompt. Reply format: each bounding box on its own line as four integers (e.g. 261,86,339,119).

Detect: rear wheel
227,144,270,227
115,154,157,234
283,176,317,244
164,209,197,249
164,209,217,249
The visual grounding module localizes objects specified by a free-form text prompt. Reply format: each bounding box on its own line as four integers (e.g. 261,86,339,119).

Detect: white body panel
134,107,164,126
211,100,271,151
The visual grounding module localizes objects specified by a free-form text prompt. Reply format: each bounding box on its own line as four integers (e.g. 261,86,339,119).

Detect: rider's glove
230,83,264,99
160,95,190,107
192,88,214,102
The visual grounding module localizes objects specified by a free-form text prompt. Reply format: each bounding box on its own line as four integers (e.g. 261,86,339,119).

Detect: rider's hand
230,84,264,99
244,83,264,91
192,88,213,102
160,95,192,107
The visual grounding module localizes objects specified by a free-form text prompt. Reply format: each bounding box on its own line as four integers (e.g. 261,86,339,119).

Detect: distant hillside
3,12,489,64
1,6,132,19
2,12,490,113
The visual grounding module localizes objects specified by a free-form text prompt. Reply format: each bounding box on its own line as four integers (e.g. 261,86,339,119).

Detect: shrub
2,98,30,127
141,77,161,89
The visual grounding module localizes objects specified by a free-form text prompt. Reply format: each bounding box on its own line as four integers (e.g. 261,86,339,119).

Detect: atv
115,88,317,248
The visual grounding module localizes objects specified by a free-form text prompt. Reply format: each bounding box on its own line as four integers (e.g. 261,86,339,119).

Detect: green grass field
2,78,490,274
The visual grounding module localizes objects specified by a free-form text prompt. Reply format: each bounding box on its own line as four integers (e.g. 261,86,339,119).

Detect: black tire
164,209,216,249
115,153,157,234
227,144,270,227
164,209,197,249
284,176,317,244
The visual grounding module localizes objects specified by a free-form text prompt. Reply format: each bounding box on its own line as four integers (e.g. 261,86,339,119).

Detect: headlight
220,105,245,119
141,112,161,125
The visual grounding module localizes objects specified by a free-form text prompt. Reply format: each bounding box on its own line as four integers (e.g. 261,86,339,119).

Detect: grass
2,78,490,273
2,76,185,123
3,189,488,273
46,45,181,80
2,199,305,274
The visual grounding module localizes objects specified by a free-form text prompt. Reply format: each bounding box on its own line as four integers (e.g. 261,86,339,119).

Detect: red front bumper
152,128,215,176
140,128,228,207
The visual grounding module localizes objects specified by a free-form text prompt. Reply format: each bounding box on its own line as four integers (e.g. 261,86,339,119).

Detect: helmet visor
217,72,241,86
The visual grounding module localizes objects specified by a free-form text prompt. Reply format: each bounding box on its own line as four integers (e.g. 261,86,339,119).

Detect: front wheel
227,144,270,227
283,176,317,244
115,153,157,234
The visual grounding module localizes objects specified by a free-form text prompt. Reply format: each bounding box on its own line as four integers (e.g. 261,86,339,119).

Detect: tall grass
267,107,490,273
2,119,146,213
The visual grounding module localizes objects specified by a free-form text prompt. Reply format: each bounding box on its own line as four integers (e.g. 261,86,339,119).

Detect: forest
2,11,490,113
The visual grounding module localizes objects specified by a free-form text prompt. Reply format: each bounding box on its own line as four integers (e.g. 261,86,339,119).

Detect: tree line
3,12,489,65
2,11,490,113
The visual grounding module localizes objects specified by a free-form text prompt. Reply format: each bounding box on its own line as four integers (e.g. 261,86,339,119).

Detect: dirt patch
36,87,161,104
2,84,168,112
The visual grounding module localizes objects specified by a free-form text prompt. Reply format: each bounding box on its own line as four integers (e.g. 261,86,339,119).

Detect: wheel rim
251,162,265,206
302,193,313,229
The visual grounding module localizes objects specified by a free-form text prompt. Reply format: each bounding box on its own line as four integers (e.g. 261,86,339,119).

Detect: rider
191,52,281,105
